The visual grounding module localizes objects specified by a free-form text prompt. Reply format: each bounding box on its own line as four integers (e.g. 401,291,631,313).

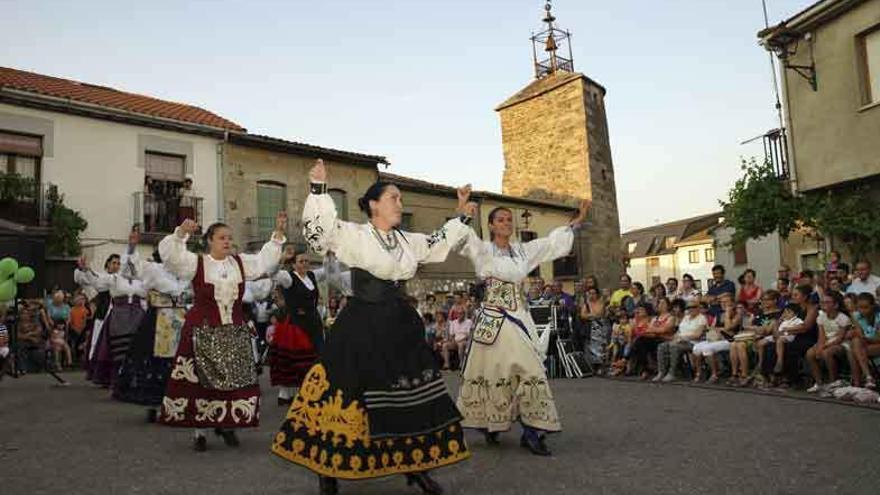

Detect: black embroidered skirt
113,306,185,406
272,296,470,480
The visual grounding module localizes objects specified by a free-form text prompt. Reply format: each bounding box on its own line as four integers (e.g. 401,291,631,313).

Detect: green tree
812,187,880,260
45,185,88,257
721,157,880,259
720,158,808,246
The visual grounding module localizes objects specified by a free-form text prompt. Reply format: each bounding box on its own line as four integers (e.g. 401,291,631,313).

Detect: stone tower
496,1,622,286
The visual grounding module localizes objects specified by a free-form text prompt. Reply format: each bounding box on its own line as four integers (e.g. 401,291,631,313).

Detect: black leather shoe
319,476,339,494
405,472,443,495
520,434,552,456
484,431,500,446
214,428,240,447
193,435,207,452
277,397,292,406
145,408,158,423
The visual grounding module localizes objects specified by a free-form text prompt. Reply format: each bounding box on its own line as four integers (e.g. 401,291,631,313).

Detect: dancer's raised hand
275,210,288,236
456,184,473,215
179,218,199,235
461,201,478,218
309,158,326,183
571,198,592,227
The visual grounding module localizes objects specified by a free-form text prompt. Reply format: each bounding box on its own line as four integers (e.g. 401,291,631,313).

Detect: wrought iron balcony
132,191,203,234
0,173,51,226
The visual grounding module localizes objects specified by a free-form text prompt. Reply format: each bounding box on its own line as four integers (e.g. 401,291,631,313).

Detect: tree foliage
721,157,880,258
812,187,880,260
46,185,88,257
720,158,805,245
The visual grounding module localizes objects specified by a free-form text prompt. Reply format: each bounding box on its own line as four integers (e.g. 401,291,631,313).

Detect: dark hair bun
357,196,370,215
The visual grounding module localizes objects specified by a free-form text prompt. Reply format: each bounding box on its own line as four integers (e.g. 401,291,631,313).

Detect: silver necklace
213,257,230,279
370,226,399,253
492,242,517,259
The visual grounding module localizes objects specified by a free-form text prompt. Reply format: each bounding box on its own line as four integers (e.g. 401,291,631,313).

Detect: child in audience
771,303,804,375
0,305,10,378
805,293,852,393
50,322,72,369
608,311,633,376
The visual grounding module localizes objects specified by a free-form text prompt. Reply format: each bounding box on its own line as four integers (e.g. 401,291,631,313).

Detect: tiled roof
231,133,388,166
0,66,244,131
379,172,575,211
622,212,723,258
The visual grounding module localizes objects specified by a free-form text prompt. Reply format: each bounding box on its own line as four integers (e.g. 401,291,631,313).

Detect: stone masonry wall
499,74,623,288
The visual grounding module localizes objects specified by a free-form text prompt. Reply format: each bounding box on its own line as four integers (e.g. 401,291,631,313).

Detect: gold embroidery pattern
273,364,470,480
483,278,521,311
472,311,505,346
285,365,368,448
170,356,199,384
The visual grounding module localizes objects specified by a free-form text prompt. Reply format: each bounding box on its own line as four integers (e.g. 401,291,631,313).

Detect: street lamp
521,209,532,230
763,29,817,91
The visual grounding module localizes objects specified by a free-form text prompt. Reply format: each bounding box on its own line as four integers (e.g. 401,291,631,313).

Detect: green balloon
14,266,35,284
0,257,18,279
0,279,16,302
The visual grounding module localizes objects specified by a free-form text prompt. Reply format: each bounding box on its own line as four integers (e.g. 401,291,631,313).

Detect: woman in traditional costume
157,212,286,451
75,253,120,379
76,232,147,388
272,159,474,495
113,249,191,422
269,247,323,406
454,201,589,456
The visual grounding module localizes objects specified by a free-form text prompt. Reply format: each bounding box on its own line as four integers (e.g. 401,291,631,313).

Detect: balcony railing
243,216,300,249
132,191,203,234
763,128,789,180
0,174,51,226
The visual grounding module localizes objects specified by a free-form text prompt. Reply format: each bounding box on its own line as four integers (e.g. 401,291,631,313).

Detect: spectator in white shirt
678,274,701,303
846,260,880,296
446,311,473,370
656,300,706,382
805,292,852,393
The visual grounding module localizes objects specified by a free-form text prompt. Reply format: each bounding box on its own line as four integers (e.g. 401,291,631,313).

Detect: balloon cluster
0,257,35,303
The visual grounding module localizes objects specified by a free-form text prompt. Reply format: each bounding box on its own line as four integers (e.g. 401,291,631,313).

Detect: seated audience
805,292,851,393
848,293,880,389
656,299,706,382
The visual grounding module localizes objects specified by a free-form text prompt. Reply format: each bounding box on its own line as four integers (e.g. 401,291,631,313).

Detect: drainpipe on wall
780,60,800,195
216,131,228,222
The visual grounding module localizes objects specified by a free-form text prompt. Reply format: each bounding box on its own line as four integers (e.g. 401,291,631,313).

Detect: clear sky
2,0,811,231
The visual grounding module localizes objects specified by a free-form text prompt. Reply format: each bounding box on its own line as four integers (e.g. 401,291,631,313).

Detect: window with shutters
329,189,348,221
0,131,42,182
553,252,579,278
688,250,699,264
705,248,715,262
400,212,414,231
257,181,286,239
521,230,540,277
144,151,185,182
858,25,880,105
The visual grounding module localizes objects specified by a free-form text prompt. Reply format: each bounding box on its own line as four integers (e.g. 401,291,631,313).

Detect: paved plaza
2,372,879,494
